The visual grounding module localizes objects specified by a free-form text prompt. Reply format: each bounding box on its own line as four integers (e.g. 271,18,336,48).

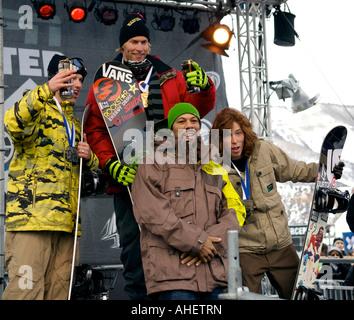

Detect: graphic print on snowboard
93,61,146,165
292,125,349,299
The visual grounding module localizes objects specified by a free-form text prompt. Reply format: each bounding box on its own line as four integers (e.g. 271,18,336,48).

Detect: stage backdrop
2,1,229,268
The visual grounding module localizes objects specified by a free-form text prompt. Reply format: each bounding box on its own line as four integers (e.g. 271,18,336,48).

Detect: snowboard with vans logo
292,126,349,300
93,60,146,165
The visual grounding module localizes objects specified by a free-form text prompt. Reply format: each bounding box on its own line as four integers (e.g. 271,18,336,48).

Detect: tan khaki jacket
228,139,317,254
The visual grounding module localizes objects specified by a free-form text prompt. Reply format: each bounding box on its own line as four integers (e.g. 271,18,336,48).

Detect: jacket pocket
270,203,291,244
209,254,227,283
164,179,195,219
149,245,195,282
255,163,284,212
205,184,222,219
257,163,277,197
239,214,266,250
30,168,61,208
22,170,39,209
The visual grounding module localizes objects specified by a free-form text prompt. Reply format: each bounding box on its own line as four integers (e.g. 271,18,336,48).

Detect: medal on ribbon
138,67,153,109
53,97,78,163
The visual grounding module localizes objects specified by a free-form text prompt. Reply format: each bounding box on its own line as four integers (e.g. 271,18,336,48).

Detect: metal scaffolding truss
102,0,232,12
236,2,271,138
108,0,286,13
234,0,286,138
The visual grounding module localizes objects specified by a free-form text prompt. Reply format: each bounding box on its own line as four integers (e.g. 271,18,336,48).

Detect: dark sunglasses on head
70,57,87,78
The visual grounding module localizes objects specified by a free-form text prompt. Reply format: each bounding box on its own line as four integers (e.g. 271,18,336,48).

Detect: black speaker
274,10,296,47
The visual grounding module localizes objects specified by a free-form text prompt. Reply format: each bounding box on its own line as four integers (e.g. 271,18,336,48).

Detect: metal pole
261,3,272,138
319,257,354,264
219,230,241,299
219,230,282,300
0,0,5,297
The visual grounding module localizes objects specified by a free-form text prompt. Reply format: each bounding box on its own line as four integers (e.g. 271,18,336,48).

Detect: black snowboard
93,60,147,165
292,125,348,299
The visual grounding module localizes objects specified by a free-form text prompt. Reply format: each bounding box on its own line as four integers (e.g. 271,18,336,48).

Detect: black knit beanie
119,13,150,47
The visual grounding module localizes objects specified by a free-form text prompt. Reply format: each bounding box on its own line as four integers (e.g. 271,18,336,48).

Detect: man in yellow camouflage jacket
2,54,99,300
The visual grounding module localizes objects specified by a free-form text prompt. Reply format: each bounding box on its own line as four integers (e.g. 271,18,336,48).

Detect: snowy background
268,102,354,239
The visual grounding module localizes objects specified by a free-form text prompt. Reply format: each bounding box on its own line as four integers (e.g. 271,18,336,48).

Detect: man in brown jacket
131,103,245,299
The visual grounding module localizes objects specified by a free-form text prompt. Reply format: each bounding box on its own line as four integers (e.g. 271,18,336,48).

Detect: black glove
333,161,345,179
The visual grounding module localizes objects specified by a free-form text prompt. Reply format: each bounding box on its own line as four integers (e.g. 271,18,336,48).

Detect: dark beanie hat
119,13,150,47
47,54,67,79
47,54,87,81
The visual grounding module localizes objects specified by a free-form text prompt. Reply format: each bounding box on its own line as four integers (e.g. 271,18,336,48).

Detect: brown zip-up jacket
228,139,318,254
131,142,244,295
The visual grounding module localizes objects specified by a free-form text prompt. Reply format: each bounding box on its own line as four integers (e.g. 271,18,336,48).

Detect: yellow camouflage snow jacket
5,82,99,234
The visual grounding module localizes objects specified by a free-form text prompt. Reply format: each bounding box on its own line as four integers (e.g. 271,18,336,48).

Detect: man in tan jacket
212,107,344,299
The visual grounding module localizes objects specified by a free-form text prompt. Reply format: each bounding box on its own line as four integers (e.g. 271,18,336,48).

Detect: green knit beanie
168,103,200,129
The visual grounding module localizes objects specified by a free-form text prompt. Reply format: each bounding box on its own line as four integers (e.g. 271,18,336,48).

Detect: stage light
66,1,88,22
95,5,118,25
201,24,233,57
33,0,56,20
213,25,232,45
151,9,175,32
180,13,200,34
269,74,320,113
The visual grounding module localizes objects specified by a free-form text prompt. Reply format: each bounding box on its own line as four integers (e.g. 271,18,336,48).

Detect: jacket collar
249,139,262,163
114,53,177,84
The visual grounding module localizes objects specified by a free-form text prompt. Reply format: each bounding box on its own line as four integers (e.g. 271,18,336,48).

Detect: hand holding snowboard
105,158,137,186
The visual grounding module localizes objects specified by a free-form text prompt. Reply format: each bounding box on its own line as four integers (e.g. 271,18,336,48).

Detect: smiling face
172,113,201,143
225,121,245,160
122,36,150,62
